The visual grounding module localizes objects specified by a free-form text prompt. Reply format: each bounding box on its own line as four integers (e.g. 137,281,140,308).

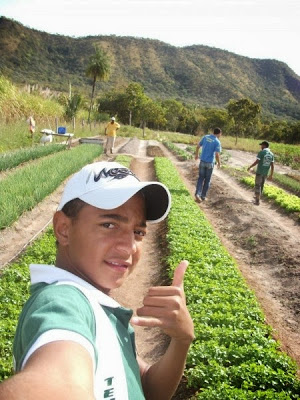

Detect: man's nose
115,232,138,255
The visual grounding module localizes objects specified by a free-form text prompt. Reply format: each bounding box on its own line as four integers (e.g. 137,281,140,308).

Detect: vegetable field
0,138,300,399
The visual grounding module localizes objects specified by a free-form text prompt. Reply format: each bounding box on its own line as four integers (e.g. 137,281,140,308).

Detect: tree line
51,46,300,144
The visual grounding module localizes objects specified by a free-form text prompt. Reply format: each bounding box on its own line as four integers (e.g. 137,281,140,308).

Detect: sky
1,0,300,76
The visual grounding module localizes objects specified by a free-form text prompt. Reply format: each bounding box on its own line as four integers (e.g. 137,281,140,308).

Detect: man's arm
132,261,194,400
215,152,221,168
247,159,259,171
195,144,201,160
268,162,274,180
0,341,95,400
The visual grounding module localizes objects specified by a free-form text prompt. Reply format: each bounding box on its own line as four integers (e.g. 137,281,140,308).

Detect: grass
0,120,106,153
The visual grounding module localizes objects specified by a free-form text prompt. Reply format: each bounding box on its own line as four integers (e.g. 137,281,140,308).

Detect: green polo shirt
13,265,145,399
256,148,274,176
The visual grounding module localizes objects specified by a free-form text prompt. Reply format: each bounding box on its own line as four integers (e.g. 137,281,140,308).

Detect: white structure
40,129,53,145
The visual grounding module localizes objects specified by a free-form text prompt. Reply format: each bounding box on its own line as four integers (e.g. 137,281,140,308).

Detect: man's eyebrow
99,213,147,227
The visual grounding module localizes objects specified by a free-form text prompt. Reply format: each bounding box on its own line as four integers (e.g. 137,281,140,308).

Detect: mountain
1,16,300,120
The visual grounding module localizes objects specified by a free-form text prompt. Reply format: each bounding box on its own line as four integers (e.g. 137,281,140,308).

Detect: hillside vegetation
1,17,300,120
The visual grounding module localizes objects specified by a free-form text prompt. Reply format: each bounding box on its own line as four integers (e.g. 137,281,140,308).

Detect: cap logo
86,167,139,184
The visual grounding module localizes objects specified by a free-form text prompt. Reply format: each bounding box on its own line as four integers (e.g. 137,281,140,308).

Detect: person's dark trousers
255,174,266,195
195,161,214,199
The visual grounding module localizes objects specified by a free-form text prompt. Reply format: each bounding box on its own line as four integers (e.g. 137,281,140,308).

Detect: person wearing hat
247,141,274,205
0,162,194,400
104,117,120,155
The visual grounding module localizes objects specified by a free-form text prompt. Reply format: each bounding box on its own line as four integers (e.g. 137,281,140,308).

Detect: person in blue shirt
194,127,222,202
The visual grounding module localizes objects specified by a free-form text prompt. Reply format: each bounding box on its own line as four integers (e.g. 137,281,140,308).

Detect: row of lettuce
155,157,300,398
0,150,299,397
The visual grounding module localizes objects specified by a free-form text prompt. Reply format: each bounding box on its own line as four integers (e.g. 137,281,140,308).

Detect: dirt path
1,138,300,395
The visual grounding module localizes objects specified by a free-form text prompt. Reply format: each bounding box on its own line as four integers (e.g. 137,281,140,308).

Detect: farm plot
0,138,300,398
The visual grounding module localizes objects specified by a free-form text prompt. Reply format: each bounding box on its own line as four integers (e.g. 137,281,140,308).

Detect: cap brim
79,181,171,223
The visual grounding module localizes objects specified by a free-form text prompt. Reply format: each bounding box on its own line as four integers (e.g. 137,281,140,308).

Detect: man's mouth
106,260,130,271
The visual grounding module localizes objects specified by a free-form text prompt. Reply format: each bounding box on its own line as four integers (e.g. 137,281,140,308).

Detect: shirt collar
30,264,121,308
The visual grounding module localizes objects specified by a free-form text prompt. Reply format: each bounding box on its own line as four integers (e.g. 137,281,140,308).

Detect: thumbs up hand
131,260,194,344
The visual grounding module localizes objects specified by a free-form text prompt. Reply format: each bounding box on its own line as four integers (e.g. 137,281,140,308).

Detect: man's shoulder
30,282,93,311
200,134,210,142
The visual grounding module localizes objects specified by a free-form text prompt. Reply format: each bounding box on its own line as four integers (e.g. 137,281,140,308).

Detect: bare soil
1,137,300,398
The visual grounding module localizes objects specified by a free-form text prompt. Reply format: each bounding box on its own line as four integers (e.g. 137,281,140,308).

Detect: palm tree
86,46,110,123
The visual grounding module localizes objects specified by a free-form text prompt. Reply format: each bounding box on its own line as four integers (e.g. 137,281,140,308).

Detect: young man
194,127,222,202
0,161,194,400
247,140,274,205
104,117,120,155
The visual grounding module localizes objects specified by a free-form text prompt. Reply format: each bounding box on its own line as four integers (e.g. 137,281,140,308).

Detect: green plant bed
241,176,300,215
154,157,300,398
163,141,194,161
0,144,102,229
0,228,57,380
272,173,300,196
0,143,66,171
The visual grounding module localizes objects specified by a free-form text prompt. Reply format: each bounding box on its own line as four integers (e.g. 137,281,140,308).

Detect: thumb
172,260,189,289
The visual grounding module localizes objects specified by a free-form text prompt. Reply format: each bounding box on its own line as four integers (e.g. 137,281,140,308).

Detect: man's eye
102,223,115,229
135,230,146,237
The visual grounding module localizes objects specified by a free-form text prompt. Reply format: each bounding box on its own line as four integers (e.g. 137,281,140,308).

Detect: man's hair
61,198,87,219
55,199,87,246
214,128,222,135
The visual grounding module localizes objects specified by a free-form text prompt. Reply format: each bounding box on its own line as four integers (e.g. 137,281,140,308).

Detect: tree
124,83,145,125
136,97,166,137
161,99,183,132
227,98,261,144
64,94,82,121
200,108,231,134
86,46,110,123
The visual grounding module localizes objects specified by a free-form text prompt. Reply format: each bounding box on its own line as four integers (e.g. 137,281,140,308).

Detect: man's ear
53,211,71,246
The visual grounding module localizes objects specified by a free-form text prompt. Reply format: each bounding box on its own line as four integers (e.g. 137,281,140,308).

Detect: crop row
0,144,102,229
154,157,300,398
241,176,300,215
271,173,300,196
0,229,57,380
163,141,194,161
0,143,66,172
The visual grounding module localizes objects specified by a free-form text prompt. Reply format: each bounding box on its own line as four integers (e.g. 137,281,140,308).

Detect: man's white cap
111,117,115,120
58,161,171,223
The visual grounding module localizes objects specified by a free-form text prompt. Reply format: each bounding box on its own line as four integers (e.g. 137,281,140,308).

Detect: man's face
55,193,147,294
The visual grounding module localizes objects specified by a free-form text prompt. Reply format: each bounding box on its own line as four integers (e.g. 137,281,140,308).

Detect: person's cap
57,162,171,223
111,117,115,121
259,141,269,147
